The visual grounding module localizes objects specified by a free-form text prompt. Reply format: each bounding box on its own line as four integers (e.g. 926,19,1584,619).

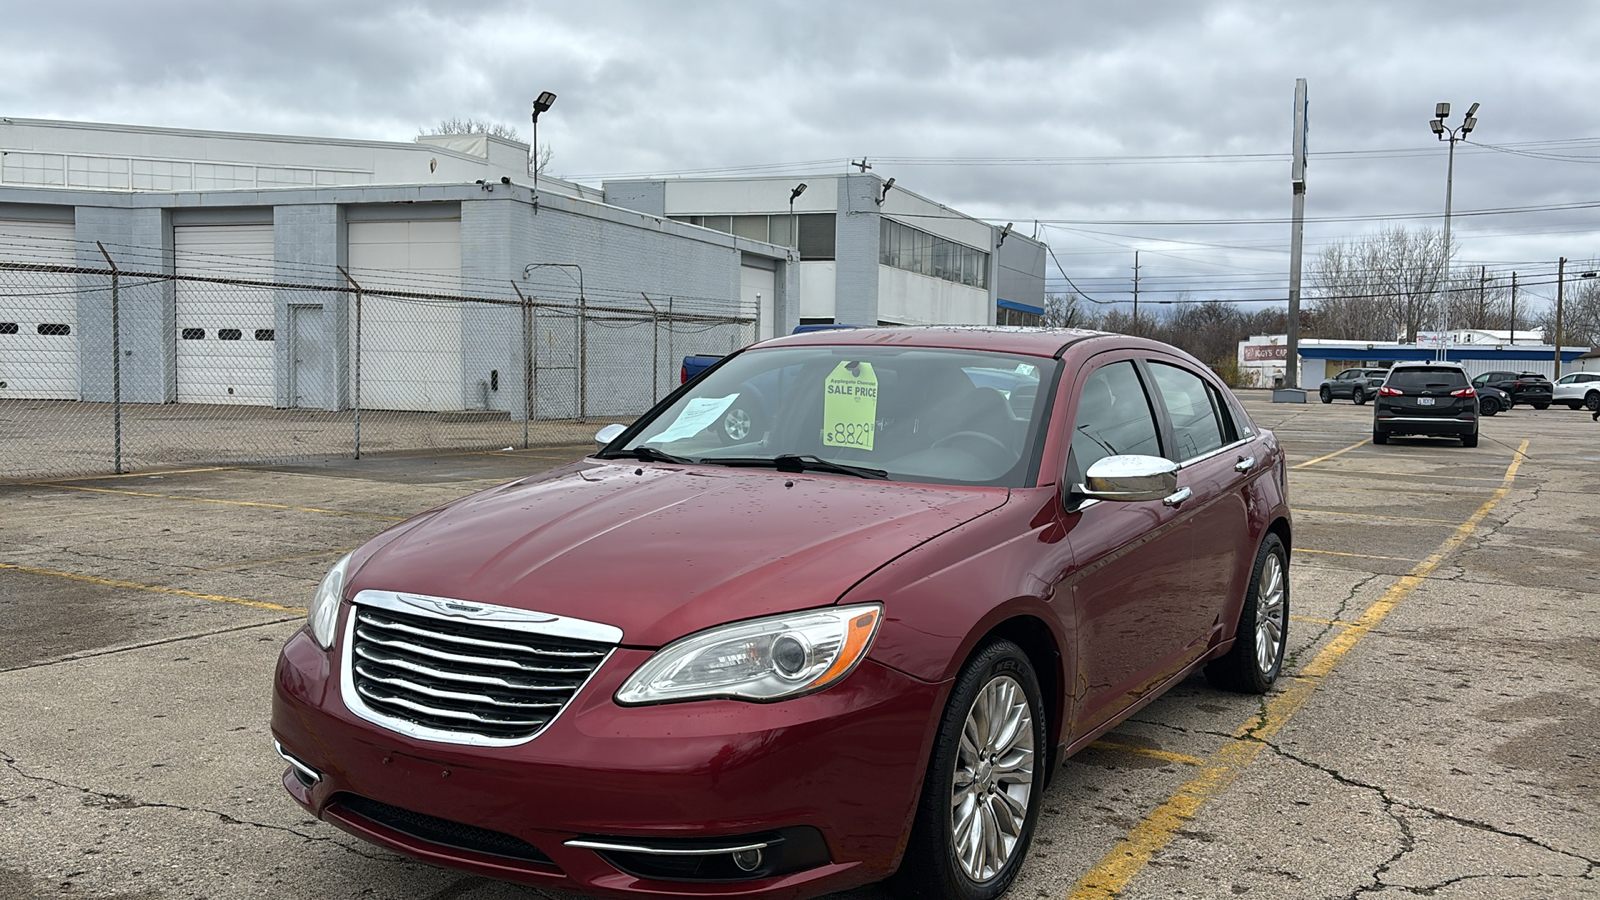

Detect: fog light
731,847,763,872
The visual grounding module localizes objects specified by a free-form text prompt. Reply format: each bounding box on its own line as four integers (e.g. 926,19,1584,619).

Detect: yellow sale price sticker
823,361,877,451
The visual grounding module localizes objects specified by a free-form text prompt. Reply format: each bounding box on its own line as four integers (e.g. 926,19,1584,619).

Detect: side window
1147,362,1226,461
1209,383,1243,443
1473,373,1488,386
1067,361,1162,486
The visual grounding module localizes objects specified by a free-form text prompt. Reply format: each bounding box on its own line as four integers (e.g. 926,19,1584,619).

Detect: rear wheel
1352,386,1366,405
1586,391,1600,412
1372,429,1388,445
1205,533,1289,694
1532,402,1550,410
1319,387,1333,404
892,641,1045,900
1462,432,1479,448
1567,402,1583,410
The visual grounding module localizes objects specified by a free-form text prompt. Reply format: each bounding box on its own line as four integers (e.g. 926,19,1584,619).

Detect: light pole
788,182,806,247
1429,100,1479,360
530,91,557,198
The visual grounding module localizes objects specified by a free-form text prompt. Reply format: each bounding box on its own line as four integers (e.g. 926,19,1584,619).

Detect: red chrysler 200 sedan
272,327,1291,900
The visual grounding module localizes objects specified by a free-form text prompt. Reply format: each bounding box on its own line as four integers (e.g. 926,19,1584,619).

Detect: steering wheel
930,431,1014,467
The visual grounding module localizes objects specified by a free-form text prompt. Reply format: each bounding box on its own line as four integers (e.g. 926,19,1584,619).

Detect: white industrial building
1240,330,1590,388
0,117,1045,412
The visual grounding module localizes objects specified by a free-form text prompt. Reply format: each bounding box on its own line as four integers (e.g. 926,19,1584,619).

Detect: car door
1055,354,1197,737
1331,369,1354,398
1142,359,1253,655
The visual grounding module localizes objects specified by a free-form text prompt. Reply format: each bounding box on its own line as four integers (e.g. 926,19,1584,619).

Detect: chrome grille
341,591,618,746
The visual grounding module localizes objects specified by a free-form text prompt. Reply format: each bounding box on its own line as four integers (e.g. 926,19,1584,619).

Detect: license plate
1417,397,1435,406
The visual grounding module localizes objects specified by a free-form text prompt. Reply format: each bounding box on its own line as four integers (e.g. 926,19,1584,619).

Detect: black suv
1373,361,1479,447
1318,368,1389,405
1470,370,1552,409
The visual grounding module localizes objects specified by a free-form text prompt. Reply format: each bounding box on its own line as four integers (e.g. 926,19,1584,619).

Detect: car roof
1391,360,1466,369
755,325,1115,358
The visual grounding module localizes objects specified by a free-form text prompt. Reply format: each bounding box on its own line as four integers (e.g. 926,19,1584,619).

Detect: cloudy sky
5,0,1600,315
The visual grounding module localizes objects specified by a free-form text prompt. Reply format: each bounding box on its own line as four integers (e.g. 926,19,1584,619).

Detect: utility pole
1132,250,1140,329
1478,265,1486,327
1509,272,1517,345
1283,77,1309,400
1555,257,1566,379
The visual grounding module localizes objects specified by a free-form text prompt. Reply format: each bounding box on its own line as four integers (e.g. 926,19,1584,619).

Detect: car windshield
1387,368,1468,390
609,345,1057,487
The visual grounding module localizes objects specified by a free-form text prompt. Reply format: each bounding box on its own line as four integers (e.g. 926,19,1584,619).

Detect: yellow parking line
0,562,307,614
1292,468,1507,482
1293,548,1424,562
1292,508,1458,524
1291,615,1360,627
34,483,405,521
1067,439,1528,899
1089,741,1204,767
20,466,241,485
1288,438,1368,469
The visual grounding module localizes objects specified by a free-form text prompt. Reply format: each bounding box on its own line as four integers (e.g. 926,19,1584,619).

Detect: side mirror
1075,454,1179,503
593,423,626,452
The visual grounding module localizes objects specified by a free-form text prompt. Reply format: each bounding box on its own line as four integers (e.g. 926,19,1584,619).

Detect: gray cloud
5,0,1600,312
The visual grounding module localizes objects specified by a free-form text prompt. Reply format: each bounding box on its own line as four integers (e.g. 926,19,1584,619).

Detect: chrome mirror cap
593,423,627,451
1077,454,1179,503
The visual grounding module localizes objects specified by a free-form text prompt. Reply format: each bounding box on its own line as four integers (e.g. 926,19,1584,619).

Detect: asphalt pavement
1,396,1596,899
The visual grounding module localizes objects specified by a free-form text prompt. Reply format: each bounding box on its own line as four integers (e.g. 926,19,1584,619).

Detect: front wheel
1480,396,1500,416
1205,533,1289,694
892,641,1045,900
1319,387,1333,404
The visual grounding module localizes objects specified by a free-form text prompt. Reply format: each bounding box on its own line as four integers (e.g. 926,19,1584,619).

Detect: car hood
345,461,1008,647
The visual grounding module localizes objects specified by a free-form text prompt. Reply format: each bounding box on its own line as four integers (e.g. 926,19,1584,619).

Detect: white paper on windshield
649,394,740,443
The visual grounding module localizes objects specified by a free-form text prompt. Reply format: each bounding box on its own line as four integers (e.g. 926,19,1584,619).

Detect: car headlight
308,552,354,650
615,604,883,705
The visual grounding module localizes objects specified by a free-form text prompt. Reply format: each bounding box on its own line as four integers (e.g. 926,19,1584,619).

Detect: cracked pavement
1,402,1597,899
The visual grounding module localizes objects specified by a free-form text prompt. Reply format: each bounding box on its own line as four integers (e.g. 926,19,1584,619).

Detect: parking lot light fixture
1431,100,1482,360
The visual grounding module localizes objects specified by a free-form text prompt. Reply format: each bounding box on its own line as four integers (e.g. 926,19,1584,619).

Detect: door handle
1162,487,1193,508
1234,456,1256,474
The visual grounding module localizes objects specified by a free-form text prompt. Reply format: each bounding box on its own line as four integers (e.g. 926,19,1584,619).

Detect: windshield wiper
703,454,888,479
597,445,697,465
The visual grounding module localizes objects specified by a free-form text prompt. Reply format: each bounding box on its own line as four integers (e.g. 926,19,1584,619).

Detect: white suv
1553,372,1600,411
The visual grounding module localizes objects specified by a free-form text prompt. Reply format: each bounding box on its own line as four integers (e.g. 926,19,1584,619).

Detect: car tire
1319,387,1332,404
1372,429,1388,445
1586,391,1600,413
1462,432,1479,448
1532,402,1550,410
1352,387,1366,405
891,640,1045,900
1567,402,1583,410
1204,533,1289,694
1479,396,1499,416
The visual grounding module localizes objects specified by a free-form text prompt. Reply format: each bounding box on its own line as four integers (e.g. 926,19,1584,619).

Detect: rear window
1387,368,1468,390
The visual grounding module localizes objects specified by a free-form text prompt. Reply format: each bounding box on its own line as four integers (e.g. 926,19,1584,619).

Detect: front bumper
271,626,944,899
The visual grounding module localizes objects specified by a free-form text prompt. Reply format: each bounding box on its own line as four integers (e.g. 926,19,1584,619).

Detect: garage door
0,219,79,400
175,224,276,405
347,219,462,412
741,263,777,340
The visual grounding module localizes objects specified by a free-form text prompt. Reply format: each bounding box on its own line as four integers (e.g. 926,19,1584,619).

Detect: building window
797,214,835,260
1,153,66,186
997,306,1041,327
880,219,987,289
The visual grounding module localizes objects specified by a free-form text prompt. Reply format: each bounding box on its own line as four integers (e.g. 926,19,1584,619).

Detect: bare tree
1309,225,1449,341
1042,292,1093,328
422,117,523,141
419,118,554,176
1534,272,1600,349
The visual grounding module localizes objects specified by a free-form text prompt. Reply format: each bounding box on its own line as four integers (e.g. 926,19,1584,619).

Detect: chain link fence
0,251,755,481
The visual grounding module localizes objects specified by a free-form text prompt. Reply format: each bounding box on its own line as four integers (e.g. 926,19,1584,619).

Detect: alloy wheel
1254,551,1287,675
950,675,1035,883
